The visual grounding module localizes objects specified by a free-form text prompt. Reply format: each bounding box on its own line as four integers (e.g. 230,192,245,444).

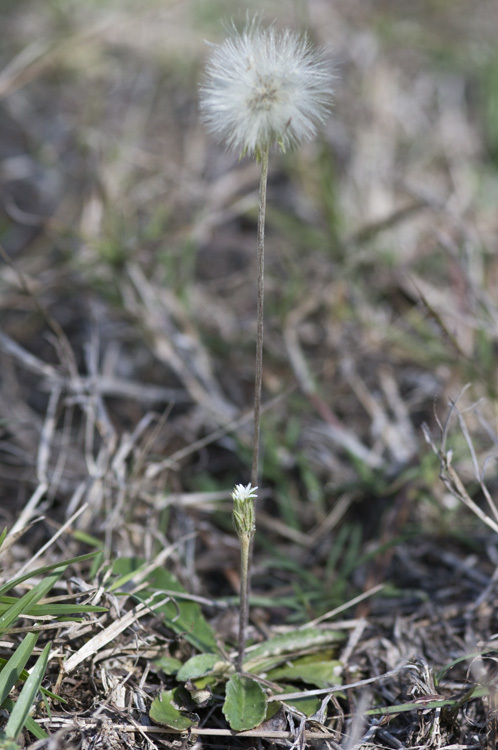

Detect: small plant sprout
231,483,257,671
200,17,334,489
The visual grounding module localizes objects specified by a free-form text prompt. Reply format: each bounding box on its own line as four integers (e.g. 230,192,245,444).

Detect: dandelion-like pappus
200,18,334,158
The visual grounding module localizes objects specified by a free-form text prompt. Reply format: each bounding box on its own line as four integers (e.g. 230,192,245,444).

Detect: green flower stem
251,145,269,490
235,529,253,672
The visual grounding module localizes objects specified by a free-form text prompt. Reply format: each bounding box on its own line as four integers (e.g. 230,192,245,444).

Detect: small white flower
232,483,258,503
200,18,334,157
231,483,257,538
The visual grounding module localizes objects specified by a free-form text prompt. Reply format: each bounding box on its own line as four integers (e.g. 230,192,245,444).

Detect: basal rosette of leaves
112,556,345,731
111,550,344,730
148,598,344,732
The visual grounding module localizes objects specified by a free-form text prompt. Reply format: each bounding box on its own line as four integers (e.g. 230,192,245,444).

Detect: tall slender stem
235,147,268,673
251,146,269,489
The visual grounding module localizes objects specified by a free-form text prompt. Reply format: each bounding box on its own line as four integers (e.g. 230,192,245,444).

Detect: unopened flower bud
231,483,257,539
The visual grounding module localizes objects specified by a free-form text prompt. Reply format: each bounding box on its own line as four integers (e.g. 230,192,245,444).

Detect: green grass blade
0,632,39,705
0,698,48,741
0,598,107,617
0,552,100,598
4,642,51,740
24,604,107,616
365,690,482,717
0,570,64,635
22,713,48,740
0,658,65,704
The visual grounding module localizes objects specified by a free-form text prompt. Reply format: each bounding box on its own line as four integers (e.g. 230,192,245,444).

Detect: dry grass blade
422,393,498,535
126,263,237,424
62,594,171,674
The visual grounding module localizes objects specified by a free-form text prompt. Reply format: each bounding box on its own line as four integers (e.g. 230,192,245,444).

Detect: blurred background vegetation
1,0,498,622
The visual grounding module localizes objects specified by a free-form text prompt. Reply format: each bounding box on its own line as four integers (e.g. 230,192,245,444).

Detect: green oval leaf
222,674,267,731
244,627,344,673
176,653,224,682
267,656,342,689
154,655,183,675
285,693,323,717
149,688,199,731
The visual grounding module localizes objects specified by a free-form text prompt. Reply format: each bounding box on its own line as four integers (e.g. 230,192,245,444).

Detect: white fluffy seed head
200,18,334,158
